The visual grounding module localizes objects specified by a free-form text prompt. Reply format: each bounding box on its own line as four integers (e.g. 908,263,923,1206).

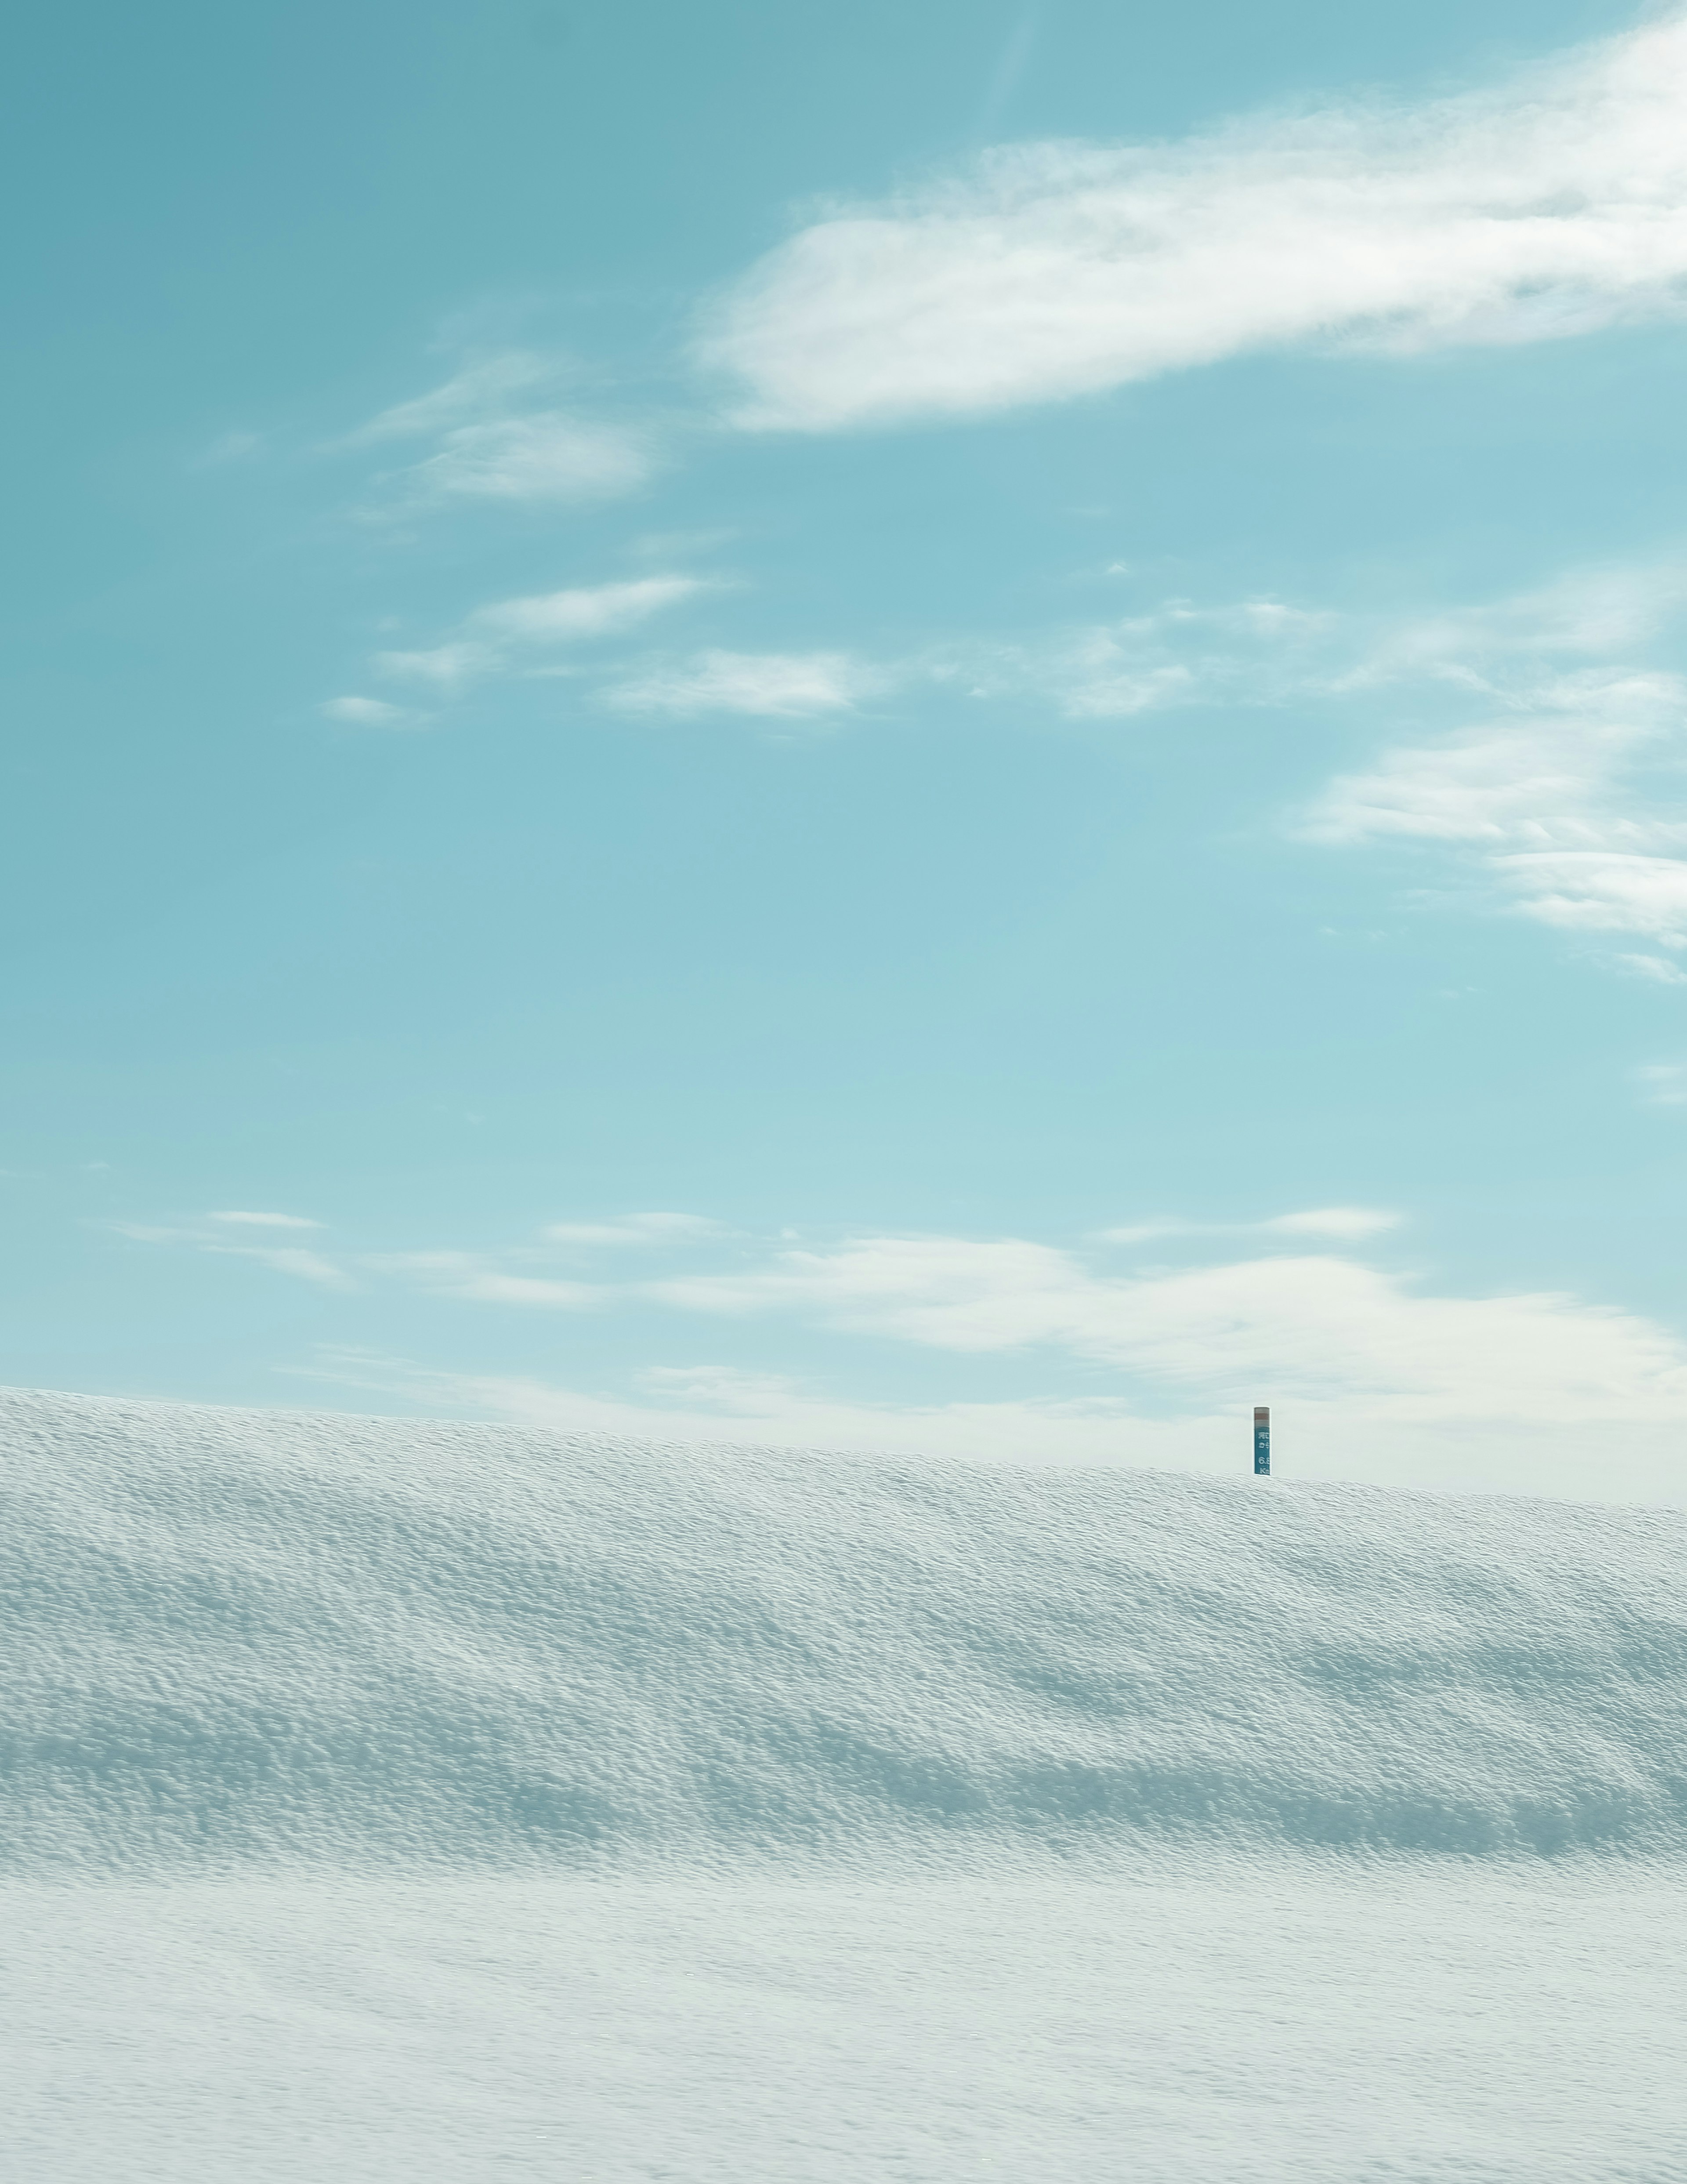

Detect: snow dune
7,1383,1687,1871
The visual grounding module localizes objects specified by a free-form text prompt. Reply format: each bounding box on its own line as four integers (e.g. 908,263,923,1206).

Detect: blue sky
9,0,1687,1498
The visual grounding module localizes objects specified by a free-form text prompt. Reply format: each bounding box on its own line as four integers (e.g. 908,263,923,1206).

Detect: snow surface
6,1384,1687,2179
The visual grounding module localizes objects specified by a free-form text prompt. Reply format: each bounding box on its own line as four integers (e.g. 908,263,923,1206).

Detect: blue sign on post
1253,1405,1271,1477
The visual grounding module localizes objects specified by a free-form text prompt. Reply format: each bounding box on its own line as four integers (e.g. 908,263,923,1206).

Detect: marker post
1253,1405,1271,1477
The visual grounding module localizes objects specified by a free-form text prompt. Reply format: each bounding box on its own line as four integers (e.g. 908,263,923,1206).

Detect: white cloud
952,593,1341,721
1098,1207,1400,1243
1265,1207,1401,1240
699,12,1687,429
348,351,655,508
448,1272,600,1309
1303,676,1684,849
373,643,492,691
371,576,704,698
1615,953,1687,985
111,1216,351,1289
300,1234,1687,1500
207,1211,322,1230
471,576,704,643
259,1207,1687,1498
545,1212,722,1247
212,1245,352,1290
648,1231,1687,1431
370,1250,598,1311
349,354,554,445
1304,646,1687,946
1336,564,1687,683
319,696,416,728
605,649,886,719
403,415,654,506
1494,850,1687,944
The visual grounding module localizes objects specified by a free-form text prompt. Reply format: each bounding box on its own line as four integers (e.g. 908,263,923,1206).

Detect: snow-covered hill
7,1383,1687,1871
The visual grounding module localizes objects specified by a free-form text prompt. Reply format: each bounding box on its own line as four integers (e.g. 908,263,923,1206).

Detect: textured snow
6,1383,1687,2180
7,1385,1687,1868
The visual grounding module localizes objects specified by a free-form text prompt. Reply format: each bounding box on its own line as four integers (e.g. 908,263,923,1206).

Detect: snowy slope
7,1383,1687,1870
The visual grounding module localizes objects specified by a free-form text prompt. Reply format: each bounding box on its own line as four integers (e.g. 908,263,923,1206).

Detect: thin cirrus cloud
348,352,656,507
603,648,888,720
698,10,1687,431
370,575,706,697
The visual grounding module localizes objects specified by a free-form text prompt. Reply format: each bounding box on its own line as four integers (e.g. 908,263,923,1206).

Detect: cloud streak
370,575,706,697
112,1219,352,1290
1303,645,1687,951
603,648,888,720
700,11,1687,430
341,1208,1687,1437
646,1231,1687,1429
349,351,656,508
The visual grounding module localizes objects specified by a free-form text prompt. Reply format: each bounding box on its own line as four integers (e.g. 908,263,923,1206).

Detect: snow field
7,1384,1687,2180
7,1862,1687,2183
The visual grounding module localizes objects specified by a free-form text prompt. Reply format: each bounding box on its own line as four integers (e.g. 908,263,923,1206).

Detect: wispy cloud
1636,1061,1687,1105
401,415,654,505
294,1207,1687,1499
365,1249,598,1310
319,696,419,729
1102,1207,1403,1243
349,354,554,445
207,1210,322,1230
221,1246,353,1289
349,350,656,508
301,1346,1176,1467
1303,634,1687,952
110,1197,1674,1494
603,648,889,720
364,1215,723,1300
370,574,706,697
700,11,1687,429
544,1212,724,1247
299,1345,1177,1468
645,1230,1687,1431
1267,1207,1401,1240
112,1219,352,1290
1616,953,1687,986
993,594,1335,718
